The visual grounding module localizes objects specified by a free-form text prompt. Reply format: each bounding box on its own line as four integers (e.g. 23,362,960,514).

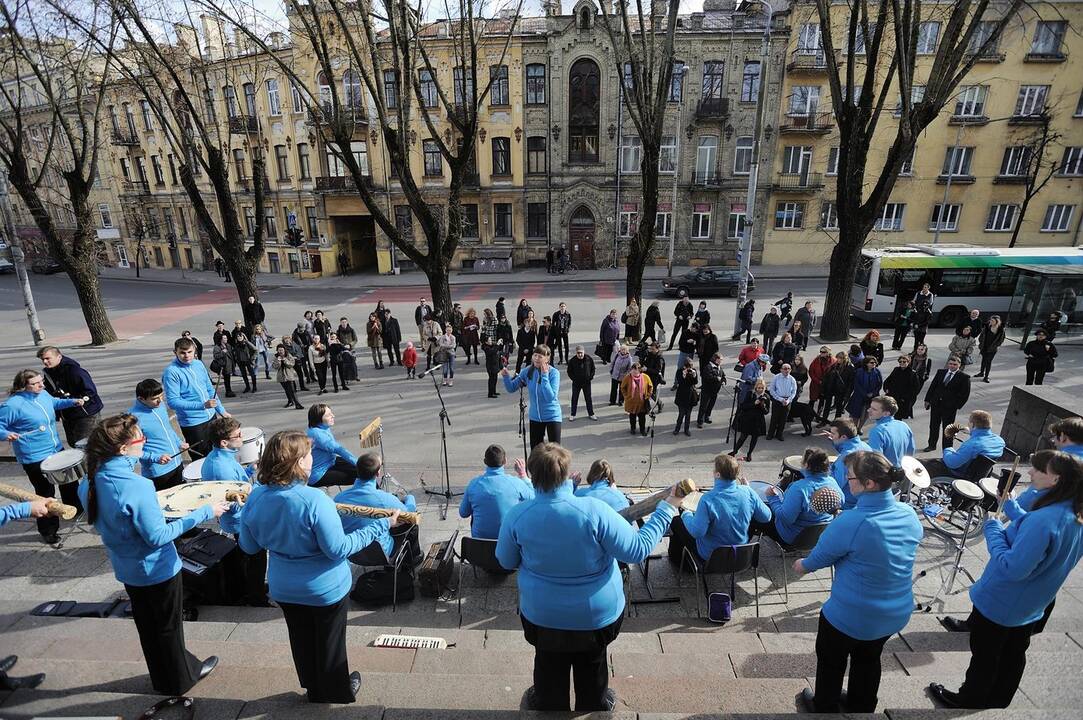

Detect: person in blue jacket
823,419,873,510
501,344,561,448
335,453,417,565
239,430,399,703
78,414,228,696
460,444,534,540
1048,417,1083,460
0,369,86,543
496,442,680,712
752,447,837,545
162,337,228,459
865,396,915,467
793,451,922,713
930,450,1083,709
573,459,630,514
306,404,358,487
924,410,1005,480
130,379,189,491
0,497,50,526
847,356,882,431
667,453,770,564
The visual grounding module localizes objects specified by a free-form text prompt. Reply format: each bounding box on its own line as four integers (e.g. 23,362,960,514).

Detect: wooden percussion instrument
157,481,251,518
618,478,697,522
224,490,421,525
358,417,383,449
0,482,78,520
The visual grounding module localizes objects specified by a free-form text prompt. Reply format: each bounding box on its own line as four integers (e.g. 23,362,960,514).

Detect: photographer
502,345,562,448
567,346,598,421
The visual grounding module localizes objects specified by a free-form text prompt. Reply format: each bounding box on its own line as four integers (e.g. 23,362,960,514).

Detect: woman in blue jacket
793,451,922,712
930,450,1083,709
573,459,630,514
497,442,679,712
239,430,400,703
306,404,358,486
501,344,561,448
79,414,228,695
0,369,85,543
752,447,837,545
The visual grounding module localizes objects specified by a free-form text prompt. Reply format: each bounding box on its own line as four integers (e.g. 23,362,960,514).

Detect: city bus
851,244,1083,327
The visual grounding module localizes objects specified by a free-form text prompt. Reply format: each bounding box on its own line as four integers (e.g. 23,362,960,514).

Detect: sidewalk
99,262,827,290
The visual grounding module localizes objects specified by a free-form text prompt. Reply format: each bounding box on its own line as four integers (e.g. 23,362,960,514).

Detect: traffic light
167,234,177,250
286,226,304,247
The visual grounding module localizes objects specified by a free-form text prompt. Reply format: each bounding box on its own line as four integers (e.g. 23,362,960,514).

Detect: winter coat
859,340,885,366
1024,339,1058,371
599,317,621,346
309,344,328,366
673,301,694,321
366,320,383,348
738,302,755,330
698,333,720,365
336,324,358,348
701,360,724,393
232,337,256,365
759,313,780,338
211,344,235,375
382,318,402,347
883,366,920,419
735,391,770,436
694,308,711,327
808,355,834,402
847,367,883,418
517,322,538,349
483,344,503,373
979,324,1006,355
567,354,596,385
42,355,103,420
674,367,699,409
273,354,298,383
403,346,418,369
313,319,332,344
244,301,266,329
770,342,798,372
793,307,815,334
624,305,641,328
947,334,976,364
620,373,654,414
516,303,532,326
552,310,572,335
909,353,932,386
610,351,633,381
461,316,481,346
644,305,662,336
643,352,666,388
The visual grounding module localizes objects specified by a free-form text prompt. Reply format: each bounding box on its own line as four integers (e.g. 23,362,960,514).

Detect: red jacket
738,345,761,366
403,347,418,368
808,355,835,401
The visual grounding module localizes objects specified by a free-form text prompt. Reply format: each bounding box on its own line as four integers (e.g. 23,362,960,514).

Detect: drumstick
224,490,422,525
996,456,1022,521
13,425,48,438
0,482,78,520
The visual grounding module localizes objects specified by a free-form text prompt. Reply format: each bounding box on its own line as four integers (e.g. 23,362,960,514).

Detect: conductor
502,345,562,448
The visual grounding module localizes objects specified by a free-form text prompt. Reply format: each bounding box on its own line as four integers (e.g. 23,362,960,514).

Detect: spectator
976,315,1005,383
729,377,769,461
759,307,781,354
619,363,653,436
598,310,621,365
883,355,920,420
1023,329,1057,386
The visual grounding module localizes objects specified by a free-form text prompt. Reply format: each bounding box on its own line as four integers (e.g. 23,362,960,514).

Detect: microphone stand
423,367,460,519
725,382,742,444
639,396,663,488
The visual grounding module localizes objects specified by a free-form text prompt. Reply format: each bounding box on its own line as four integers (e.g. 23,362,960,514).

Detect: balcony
772,172,823,192
936,174,976,185
964,49,1005,63
691,171,722,187
110,129,140,146
229,115,260,134
948,114,989,126
307,104,368,131
779,111,834,134
786,50,833,73
120,180,150,196
315,175,376,193
1009,112,1050,126
695,97,728,120
993,174,1029,185
462,171,480,188
1024,48,1066,63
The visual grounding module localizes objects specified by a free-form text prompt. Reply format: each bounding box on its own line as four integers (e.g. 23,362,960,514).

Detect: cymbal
900,456,930,489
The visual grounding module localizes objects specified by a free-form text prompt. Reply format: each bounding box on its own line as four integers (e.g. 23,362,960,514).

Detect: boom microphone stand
725,382,743,444
422,364,460,519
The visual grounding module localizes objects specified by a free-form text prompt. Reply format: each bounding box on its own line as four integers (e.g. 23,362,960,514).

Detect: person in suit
924,355,971,452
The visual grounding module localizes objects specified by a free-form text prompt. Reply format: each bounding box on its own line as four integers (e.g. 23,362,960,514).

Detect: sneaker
603,688,617,711
589,415,599,421
448,380,454,386
569,415,576,422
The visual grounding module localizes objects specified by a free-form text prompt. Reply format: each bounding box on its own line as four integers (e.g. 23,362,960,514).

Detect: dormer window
579,7,591,29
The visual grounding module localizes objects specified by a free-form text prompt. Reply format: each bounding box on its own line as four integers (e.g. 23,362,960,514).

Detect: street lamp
0,170,45,345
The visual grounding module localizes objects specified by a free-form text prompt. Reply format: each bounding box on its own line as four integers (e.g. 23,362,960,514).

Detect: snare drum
749,480,777,502
40,449,87,487
779,455,804,490
182,457,207,482
949,479,984,514
237,427,264,466
978,477,1001,512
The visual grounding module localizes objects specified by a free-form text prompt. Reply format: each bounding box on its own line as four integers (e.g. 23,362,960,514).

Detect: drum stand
914,503,981,612
422,370,459,520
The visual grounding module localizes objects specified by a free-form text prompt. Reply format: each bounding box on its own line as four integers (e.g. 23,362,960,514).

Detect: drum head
749,480,776,501
952,479,984,501
783,455,803,472
979,477,1000,497
74,438,88,449
240,427,263,442
182,457,206,481
41,449,86,472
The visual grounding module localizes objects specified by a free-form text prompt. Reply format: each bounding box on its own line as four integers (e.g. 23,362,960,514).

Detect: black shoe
349,671,361,699
225,392,237,398
630,428,637,435
242,387,251,393
0,655,16,673
684,429,692,437
294,403,304,410
673,429,680,435
928,683,964,709
798,687,816,712
727,450,737,457
198,656,219,681
802,429,813,437
941,616,970,633
923,445,937,452
697,421,704,428
705,418,713,424
974,372,984,378
641,429,648,436
41,533,61,546
0,673,45,691
318,389,325,395
982,377,990,383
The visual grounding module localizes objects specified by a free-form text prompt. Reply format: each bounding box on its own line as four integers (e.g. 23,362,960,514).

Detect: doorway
569,205,596,269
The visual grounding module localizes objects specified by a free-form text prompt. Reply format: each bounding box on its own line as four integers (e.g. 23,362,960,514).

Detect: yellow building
763,0,1083,264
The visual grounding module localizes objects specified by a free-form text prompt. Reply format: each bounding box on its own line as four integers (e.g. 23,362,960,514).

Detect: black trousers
763,335,776,354
529,420,561,449
385,342,402,366
927,404,958,449
666,514,703,564
61,413,98,447
674,407,692,432
732,433,761,460
1025,361,1047,386
698,387,720,422
487,371,499,397
813,611,890,712
749,510,785,544
280,381,300,407
768,400,789,439
609,379,623,405
237,362,257,391
668,320,688,349
912,328,928,350
956,607,1034,708
553,333,569,363
571,382,594,417
126,572,203,696
521,614,622,711
311,457,357,488
978,351,996,378
23,461,83,538
628,412,646,434
516,346,532,373
151,464,185,492
892,327,910,351
314,362,328,391
279,594,354,703
180,420,212,460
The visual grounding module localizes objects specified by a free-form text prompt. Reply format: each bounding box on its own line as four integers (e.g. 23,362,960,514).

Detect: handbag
657,327,666,345
594,342,607,359
707,592,732,623
209,357,224,374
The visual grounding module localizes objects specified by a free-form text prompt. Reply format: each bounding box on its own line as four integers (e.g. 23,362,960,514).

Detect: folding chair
679,542,761,618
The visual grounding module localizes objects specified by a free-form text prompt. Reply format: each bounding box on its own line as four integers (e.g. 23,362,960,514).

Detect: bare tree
597,0,679,308
813,0,1028,340
0,0,118,344
1007,116,1062,248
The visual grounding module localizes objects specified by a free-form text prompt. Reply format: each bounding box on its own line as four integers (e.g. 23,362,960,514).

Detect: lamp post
0,171,45,345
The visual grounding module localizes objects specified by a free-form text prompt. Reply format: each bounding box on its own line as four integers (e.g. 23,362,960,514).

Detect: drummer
667,454,770,564
865,396,914,467
0,369,86,544
162,337,229,460
574,459,630,514
131,380,188,491
334,453,417,565
923,410,1005,480
1,497,50,526
78,414,227,695
929,450,1083,709
751,447,837,544
823,419,872,510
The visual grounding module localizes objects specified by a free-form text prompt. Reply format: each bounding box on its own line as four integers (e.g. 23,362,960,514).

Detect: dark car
661,267,755,298
31,258,62,274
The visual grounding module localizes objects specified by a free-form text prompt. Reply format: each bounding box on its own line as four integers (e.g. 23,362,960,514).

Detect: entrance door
568,205,596,269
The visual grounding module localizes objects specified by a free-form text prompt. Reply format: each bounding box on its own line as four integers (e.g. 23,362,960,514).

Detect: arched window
343,69,363,109
317,71,333,110
579,8,591,30
568,58,600,163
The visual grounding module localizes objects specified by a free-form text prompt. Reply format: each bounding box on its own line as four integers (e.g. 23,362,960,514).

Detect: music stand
423,370,459,519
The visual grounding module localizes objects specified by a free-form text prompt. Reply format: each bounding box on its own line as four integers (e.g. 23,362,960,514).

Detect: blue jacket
307,425,357,485
970,501,1083,627
803,489,923,640
503,366,562,422
162,358,226,427
847,368,882,418
497,481,676,630
681,478,771,560
574,480,630,515
0,391,78,464
0,502,30,526
1004,446,1083,522
239,481,388,606
200,447,253,534
944,428,1005,475
831,436,873,510
866,416,915,468
460,466,535,540
129,401,183,479
766,473,836,544
334,477,416,557
1063,444,1083,459
78,456,212,586
738,363,763,402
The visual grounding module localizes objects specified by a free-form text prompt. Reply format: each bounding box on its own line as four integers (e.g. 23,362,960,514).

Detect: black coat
313,319,332,344
644,305,662,335
674,368,699,409
567,354,596,384
771,342,797,371
859,340,885,366
43,356,103,420
643,352,666,387
925,369,971,412
701,360,724,393
673,300,694,321
735,392,770,436
909,354,932,385
1024,340,1058,371
911,309,932,331
884,367,920,419
552,310,572,335
415,303,433,325
516,304,533,326
698,333,720,365
383,318,402,346
979,324,1005,355
244,301,266,328
482,344,503,373
759,313,780,338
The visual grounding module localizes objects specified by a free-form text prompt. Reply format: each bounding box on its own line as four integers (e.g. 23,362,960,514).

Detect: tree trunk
820,229,864,341
228,253,260,310
426,260,453,319
67,257,117,345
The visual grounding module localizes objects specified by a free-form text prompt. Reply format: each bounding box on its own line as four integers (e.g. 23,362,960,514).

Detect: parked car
661,267,755,298
31,258,62,274
0,257,13,274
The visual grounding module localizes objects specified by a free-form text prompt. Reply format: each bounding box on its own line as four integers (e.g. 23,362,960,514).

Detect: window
343,70,363,109
526,64,545,104
168,154,178,184
419,70,438,108
124,103,137,134
493,203,512,237
669,62,685,102
265,208,278,239
151,156,165,185
1076,90,1083,117
733,137,753,175
618,203,637,237
1060,147,1083,175
140,100,153,131
394,206,413,237
819,201,838,230
622,61,635,92
242,82,256,116
306,207,319,241
929,203,961,231
317,72,332,108
695,136,718,182
242,207,256,238
1031,21,1066,56
203,88,216,122
620,135,642,173
423,140,442,176
692,203,712,238
1042,204,1074,232
728,203,747,238
985,204,1019,231
119,157,131,182
655,206,672,237
969,21,998,55
853,22,876,54
490,65,509,106
462,204,479,238
659,135,676,174
774,202,805,229
740,62,760,103
266,78,281,115
826,146,839,175
702,61,723,100
788,86,821,116
163,208,175,237
942,146,974,177
938,270,984,296
895,84,926,115
917,22,941,54
797,23,822,53
568,59,600,163
274,144,289,181
98,203,112,228
527,203,547,238
297,143,311,180
290,81,303,113
1000,146,1032,177
1015,85,1048,117
954,85,987,117
383,70,398,109
135,157,149,184
900,147,915,175
875,203,905,231
527,136,546,174
782,146,812,175
224,86,237,118
453,66,473,105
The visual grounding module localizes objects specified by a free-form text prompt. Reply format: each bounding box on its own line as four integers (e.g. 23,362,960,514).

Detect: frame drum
750,480,777,502
157,480,250,519
182,457,206,482
237,427,264,466
949,479,984,514
40,449,87,487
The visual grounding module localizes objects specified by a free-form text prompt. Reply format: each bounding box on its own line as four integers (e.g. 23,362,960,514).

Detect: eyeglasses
847,474,858,482
125,436,147,446
228,433,243,440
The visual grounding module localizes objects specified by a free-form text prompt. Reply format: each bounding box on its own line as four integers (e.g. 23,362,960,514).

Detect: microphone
420,364,444,377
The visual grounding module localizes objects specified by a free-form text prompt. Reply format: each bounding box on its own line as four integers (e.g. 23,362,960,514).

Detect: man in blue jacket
130,379,189,491
824,419,873,510
335,453,417,565
460,445,534,540
753,448,836,545
865,396,915,467
162,338,228,459
501,344,561,448
924,410,1005,480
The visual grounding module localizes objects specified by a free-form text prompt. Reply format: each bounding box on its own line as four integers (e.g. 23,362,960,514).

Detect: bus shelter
1004,263,1083,346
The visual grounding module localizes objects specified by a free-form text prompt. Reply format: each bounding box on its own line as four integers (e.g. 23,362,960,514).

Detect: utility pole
0,173,45,345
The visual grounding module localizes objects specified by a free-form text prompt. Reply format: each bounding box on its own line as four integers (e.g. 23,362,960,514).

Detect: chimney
199,14,226,61
173,23,199,58
652,0,669,16
543,0,562,16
